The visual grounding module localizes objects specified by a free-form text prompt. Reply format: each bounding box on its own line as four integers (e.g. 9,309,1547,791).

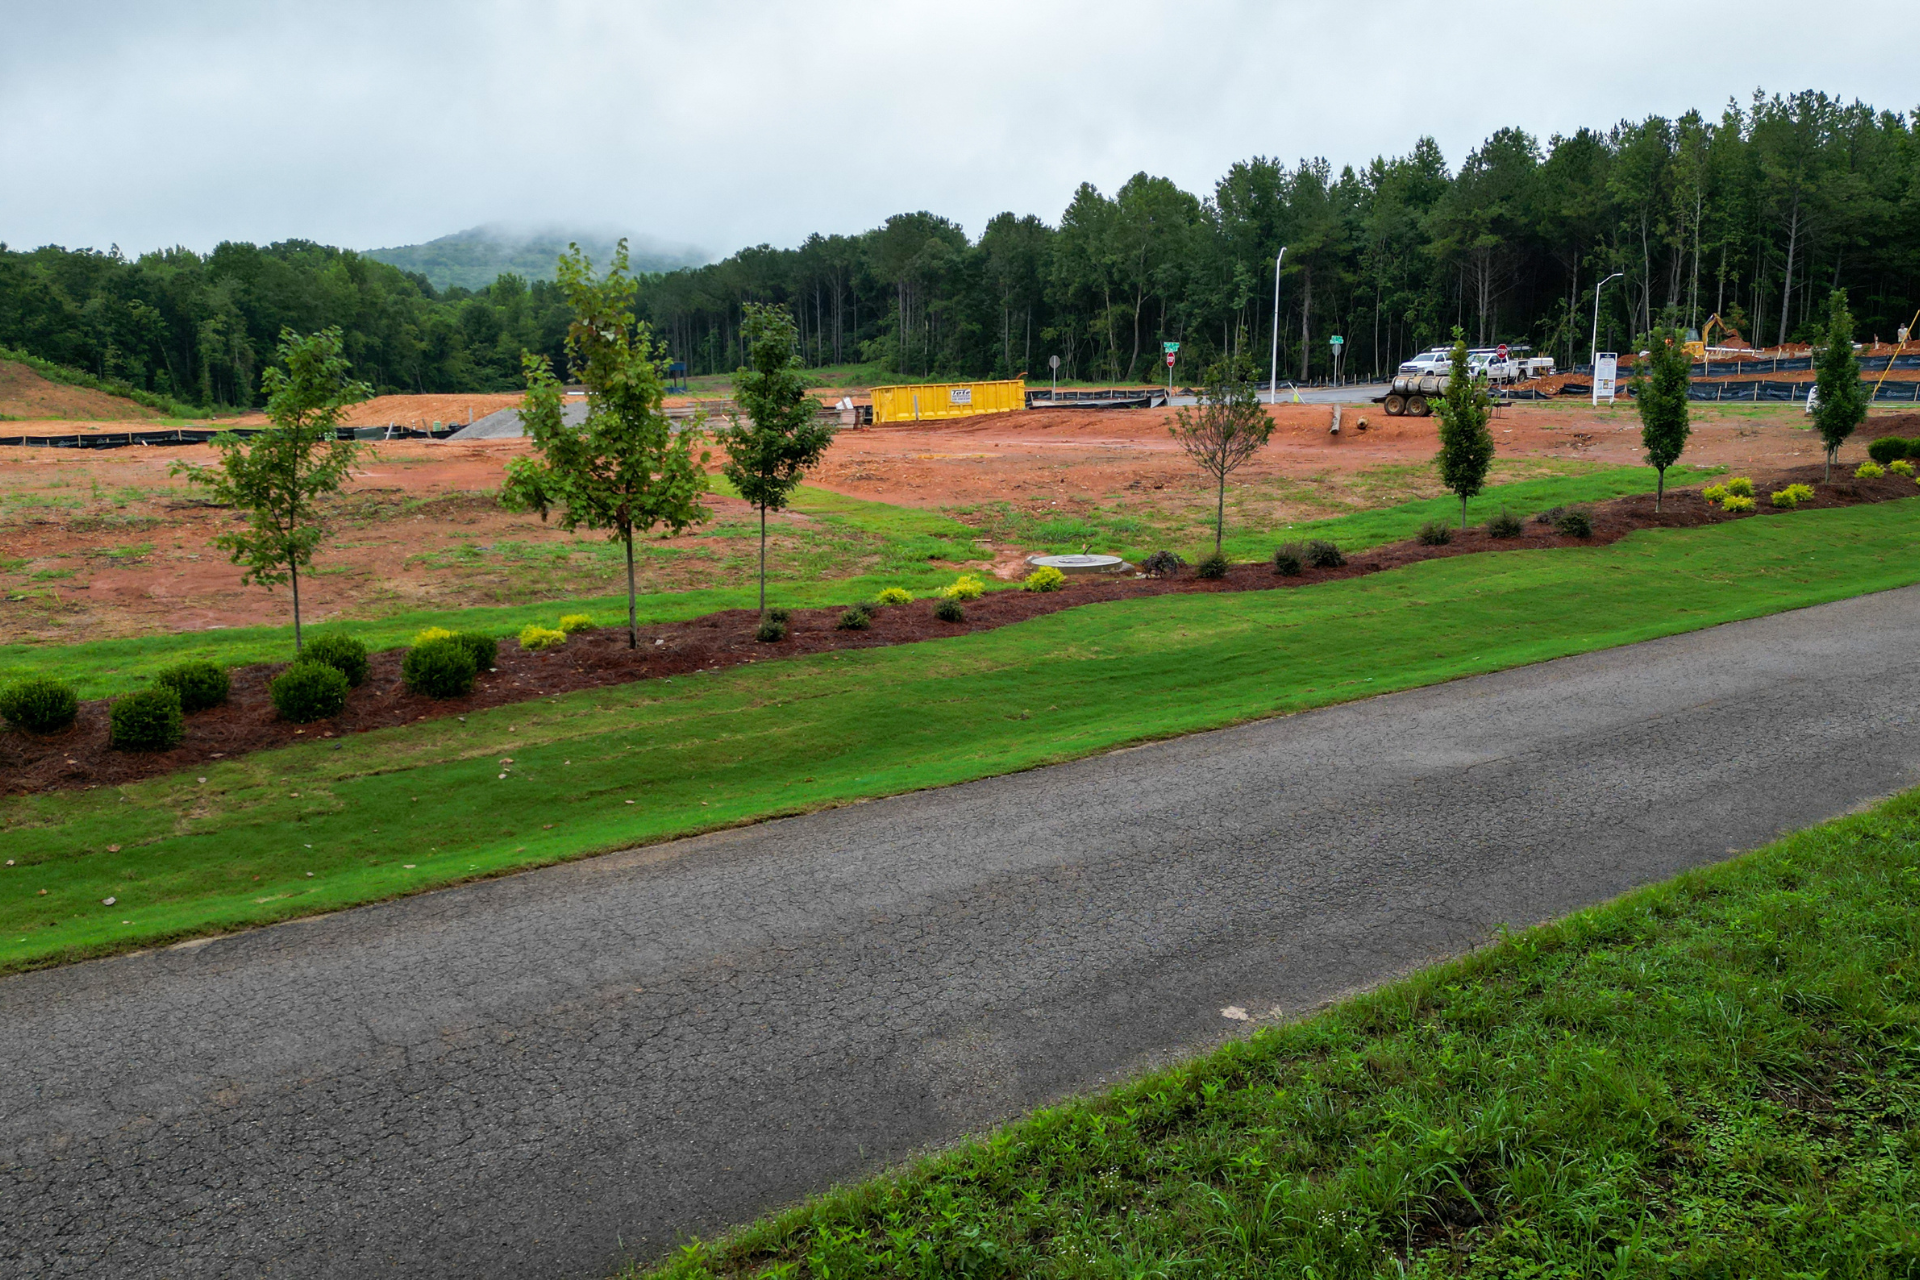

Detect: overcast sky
3,0,1914,261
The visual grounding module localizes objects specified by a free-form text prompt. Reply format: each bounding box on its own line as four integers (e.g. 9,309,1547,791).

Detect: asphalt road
8,586,1920,1278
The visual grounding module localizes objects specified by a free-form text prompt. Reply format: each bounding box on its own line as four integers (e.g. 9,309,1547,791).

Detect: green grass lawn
4,499,1919,973
631,785,1920,1279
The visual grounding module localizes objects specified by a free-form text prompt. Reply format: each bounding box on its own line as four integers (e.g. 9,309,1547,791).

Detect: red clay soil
6,464,1915,795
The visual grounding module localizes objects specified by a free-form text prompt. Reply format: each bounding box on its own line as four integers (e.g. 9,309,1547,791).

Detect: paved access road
8,587,1920,1278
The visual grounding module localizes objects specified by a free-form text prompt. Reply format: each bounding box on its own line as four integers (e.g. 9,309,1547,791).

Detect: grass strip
3,500,1919,973
632,786,1920,1278
2,468,1708,698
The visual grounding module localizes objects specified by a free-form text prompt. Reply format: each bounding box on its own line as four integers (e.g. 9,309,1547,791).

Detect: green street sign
1162,341,1180,353
1329,335,1345,346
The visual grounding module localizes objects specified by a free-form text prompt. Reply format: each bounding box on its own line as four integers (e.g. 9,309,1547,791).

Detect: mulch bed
5,464,1914,795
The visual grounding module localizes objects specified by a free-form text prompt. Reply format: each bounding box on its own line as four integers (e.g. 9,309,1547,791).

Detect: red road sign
1166,352,1176,367
1496,343,1509,359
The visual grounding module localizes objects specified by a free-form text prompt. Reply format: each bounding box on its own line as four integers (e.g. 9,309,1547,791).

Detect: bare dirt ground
3,394,1910,642
0,361,165,422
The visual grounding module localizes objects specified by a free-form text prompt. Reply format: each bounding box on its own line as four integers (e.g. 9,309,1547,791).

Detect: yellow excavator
1683,314,1744,360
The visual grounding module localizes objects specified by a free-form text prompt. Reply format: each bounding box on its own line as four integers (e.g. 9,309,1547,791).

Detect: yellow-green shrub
1725,476,1754,497
1723,494,1756,513
1856,461,1885,479
875,587,913,605
1890,460,1914,477
519,624,567,651
412,626,456,646
1771,483,1816,509
1022,566,1066,593
1701,484,1728,505
1782,483,1815,502
939,574,985,601
557,614,594,635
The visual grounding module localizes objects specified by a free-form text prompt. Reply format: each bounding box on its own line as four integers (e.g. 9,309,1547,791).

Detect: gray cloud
3,0,1914,258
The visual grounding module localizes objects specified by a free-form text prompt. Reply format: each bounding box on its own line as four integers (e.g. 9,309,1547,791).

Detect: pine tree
1433,330,1496,529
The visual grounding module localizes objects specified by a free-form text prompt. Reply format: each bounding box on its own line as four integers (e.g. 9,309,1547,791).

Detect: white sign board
948,386,973,406
1593,353,1618,405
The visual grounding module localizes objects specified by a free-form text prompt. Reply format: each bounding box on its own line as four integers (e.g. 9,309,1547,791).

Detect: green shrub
1140,550,1184,578
412,626,456,646
939,574,985,601
1725,475,1754,497
1022,566,1066,592
270,661,349,722
1271,544,1304,576
1701,484,1729,505
0,676,79,733
403,637,478,698
1306,540,1345,568
301,632,369,687
452,630,497,670
1867,436,1911,464
1487,509,1524,538
1417,520,1453,546
557,613,594,634
755,618,787,643
155,660,230,712
1889,460,1914,477
933,597,965,623
109,687,184,751
1723,494,1756,513
1195,553,1229,580
836,607,872,631
1553,510,1593,538
767,606,791,624
875,587,913,605
1772,482,1816,509
1856,460,1885,479
517,625,565,652
1534,505,1564,525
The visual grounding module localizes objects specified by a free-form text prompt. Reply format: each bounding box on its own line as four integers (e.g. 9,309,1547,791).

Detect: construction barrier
1026,388,1168,409
1555,379,1920,404
0,423,462,450
870,380,1025,425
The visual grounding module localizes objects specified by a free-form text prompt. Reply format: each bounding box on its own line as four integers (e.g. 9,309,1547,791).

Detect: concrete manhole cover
1027,553,1130,575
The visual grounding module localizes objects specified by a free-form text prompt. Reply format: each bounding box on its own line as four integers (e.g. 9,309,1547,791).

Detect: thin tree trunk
1460,493,1468,531
1656,466,1664,512
758,504,768,617
625,531,637,648
1215,472,1226,552
290,560,302,652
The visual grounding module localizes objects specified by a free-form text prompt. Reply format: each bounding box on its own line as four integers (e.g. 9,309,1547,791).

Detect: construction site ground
4,388,1915,644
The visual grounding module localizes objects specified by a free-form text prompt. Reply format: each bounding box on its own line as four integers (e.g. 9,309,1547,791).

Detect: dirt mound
7,463,1912,795
0,361,161,422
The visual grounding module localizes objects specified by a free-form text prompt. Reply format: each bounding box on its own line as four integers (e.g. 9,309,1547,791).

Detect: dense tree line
3,90,1915,408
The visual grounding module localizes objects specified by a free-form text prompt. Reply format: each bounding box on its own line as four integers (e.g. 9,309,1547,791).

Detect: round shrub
403,637,478,698
836,607,871,631
1195,552,1229,580
1022,566,1065,592
0,676,80,734
1305,539,1345,568
452,630,497,670
1554,510,1594,538
1534,505,1564,526
270,660,349,723
1856,460,1885,479
412,626,456,646
1889,460,1915,477
1700,484,1729,505
1487,509,1524,539
1867,436,1911,465
875,587,913,605
1272,544,1304,576
1141,550,1185,579
109,686,184,751
557,614,594,635
1724,475,1755,498
933,597,965,623
300,633,369,687
939,574,984,602
155,660,230,713
1723,494,1756,513
767,606,791,624
755,617,787,643
1416,520,1453,546
517,625,565,652
1770,488,1800,509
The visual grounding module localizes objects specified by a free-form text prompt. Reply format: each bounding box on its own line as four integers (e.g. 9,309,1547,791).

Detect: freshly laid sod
1,466,1709,699
3,499,1919,972
633,786,1920,1278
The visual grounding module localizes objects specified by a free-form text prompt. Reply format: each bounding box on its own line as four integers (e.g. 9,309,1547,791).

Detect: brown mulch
6,464,1914,795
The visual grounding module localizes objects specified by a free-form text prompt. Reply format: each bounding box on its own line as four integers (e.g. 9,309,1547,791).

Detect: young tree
171,326,369,652
1433,329,1496,529
1170,355,1272,552
1634,326,1692,510
502,242,710,648
719,304,836,618
1812,288,1868,480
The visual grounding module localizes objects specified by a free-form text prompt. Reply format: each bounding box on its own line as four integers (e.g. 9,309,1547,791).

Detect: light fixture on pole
1590,272,1623,370
1590,271,1624,408
1268,246,1288,406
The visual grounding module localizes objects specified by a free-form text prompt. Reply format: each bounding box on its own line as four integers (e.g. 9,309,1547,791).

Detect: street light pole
1268,246,1287,406
1590,271,1624,370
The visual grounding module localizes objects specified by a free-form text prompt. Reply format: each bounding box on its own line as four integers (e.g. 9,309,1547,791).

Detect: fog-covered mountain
365,224,707,291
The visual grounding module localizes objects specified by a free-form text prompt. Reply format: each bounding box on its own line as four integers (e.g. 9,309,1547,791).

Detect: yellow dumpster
869,379,1026,425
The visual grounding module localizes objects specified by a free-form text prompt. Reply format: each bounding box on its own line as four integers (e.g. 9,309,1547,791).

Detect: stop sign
1496,343,1509,359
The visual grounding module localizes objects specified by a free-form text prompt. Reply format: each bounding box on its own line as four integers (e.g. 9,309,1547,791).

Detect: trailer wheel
1383,394,1407,416
1408,394,1431,416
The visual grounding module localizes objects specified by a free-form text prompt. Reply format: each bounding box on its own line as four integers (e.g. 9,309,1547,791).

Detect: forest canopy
2,90,1913,409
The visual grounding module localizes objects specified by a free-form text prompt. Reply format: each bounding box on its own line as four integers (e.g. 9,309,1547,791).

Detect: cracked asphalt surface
8,585,1920,1278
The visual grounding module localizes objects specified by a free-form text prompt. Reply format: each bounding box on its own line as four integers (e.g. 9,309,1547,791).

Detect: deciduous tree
501,242,709,648
171,326,368,652
1635,326,1692,510
1433,330,1496,529
1170,356,1272,552
1811,289,1868,481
